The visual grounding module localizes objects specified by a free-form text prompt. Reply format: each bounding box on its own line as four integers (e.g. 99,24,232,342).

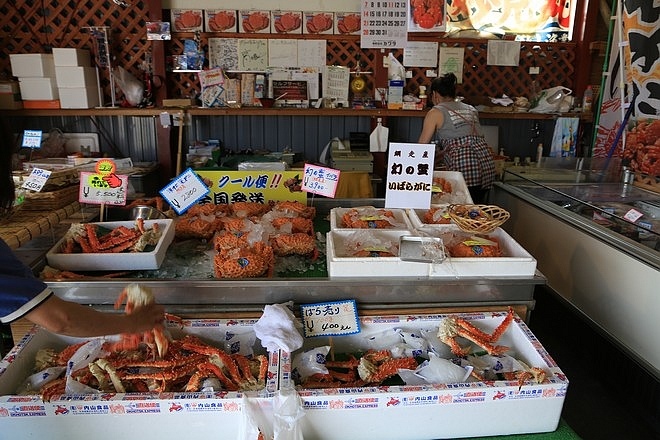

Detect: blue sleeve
0,239,53,323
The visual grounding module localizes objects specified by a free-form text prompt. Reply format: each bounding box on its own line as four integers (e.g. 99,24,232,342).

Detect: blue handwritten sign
159,168,210,214
300,299,360,338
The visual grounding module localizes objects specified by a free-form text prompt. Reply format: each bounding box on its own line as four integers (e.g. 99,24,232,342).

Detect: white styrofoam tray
281,310,568,440
424,226,538,277
330,206,413,231
327,226,536,278
326,229,429,278
46,219,175,271
0,318,276,440
407,206,455,229
430,170,473,205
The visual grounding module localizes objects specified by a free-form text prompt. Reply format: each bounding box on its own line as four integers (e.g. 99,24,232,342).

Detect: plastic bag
529,86,572,113
113,66,144,107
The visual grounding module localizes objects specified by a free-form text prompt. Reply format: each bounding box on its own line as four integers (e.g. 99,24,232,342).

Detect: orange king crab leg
112,283,170,358
437,308,515,357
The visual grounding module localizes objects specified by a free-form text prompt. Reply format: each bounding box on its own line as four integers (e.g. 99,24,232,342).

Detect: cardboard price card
159,168,210,215
21,167,51,192
302,164,340,197
385,142,435,209
301,299,361,338
22,129,43,149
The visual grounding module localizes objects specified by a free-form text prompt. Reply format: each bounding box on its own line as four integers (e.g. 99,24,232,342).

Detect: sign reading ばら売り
300,300,361,338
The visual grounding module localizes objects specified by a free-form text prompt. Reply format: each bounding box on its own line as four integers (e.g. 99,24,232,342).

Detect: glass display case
492,163,659,379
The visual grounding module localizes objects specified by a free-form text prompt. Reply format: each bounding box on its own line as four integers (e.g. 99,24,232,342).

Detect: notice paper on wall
487,40,521,66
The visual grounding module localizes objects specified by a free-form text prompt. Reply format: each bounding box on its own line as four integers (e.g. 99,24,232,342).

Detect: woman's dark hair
430,73,458,98
0,120,16,215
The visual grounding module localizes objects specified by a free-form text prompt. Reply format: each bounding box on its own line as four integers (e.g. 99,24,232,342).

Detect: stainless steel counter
24,198,543,319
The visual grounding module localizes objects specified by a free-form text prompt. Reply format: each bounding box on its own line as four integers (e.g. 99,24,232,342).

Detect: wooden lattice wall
0,2,577,106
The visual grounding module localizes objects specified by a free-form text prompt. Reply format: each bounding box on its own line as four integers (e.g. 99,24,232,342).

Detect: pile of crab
292,308,548,390
21,285,269,401
174,200,318,278
58,218,163,254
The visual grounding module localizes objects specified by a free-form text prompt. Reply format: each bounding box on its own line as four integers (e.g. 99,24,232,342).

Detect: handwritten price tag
159,168,210,215
300,299,361,338
21,167,51,192
79,171,128,205
22,130,43,149
302,164,340,198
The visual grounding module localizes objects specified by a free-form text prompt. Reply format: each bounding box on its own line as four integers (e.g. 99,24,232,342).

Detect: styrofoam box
281,311,568,439
171,9,204,32
330,207,413,230
0,319,277,440
52,48,91,66
58,86,101,109
327,229,430,278
55,66,97,88
46,219,175,270
424,225,537,277
9,53,56,78
407,206,454,229
18,77,59,100
430,170,473,205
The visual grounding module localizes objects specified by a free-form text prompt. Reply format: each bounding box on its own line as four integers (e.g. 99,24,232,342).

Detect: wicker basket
22,185,79,211
448,204,511,234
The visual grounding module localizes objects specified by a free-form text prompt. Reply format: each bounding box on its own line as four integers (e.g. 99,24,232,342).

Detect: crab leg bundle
437,308,515,357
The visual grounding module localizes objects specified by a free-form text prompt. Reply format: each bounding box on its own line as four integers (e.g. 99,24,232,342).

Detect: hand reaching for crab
121,301,166,334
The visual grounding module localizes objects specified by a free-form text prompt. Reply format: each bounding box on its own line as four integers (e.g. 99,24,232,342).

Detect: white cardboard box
58,86,101,109
238,10,271,33
205,9,238,32
55,66,97,88
334,12,361,35
18,77,59,100
330,207,413,231
9,53,56,78
171,9,204,32
282,311,568,439
303,11,334,34
326,229,430,278
271,10,303,34
46,219,175,270
52,48,91,66
0,318,276,440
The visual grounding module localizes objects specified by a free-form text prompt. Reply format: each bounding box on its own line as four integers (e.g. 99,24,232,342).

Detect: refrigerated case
492,168,660,380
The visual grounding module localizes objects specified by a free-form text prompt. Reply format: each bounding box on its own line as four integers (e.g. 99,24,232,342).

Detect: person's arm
24,295,165,338
418,108,443,144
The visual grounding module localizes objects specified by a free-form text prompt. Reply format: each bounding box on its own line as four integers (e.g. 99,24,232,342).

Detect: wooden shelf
0,107,593,121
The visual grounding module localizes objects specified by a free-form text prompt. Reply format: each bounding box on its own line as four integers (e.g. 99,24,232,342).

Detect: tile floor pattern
528,287,659,440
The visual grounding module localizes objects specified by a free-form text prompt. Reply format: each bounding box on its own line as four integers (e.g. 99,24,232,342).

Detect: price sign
300,299,361,338
623,208,644,223
21,167,51,192
302,164,340,198
22,130,43,149
159,168,210,215
79,171,128,205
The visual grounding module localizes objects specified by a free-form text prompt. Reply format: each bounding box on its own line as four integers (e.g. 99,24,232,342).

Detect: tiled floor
528,287,659,440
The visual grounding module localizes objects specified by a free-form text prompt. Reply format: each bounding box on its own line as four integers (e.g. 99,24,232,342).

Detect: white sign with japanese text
22,130,42,149
159,168,210,215
302,164,340,198
79,171,129,206
301,299,361,338
21,167,51,192
385,142,435,209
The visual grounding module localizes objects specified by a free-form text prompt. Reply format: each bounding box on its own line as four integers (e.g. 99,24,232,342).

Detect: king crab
437,308,515,356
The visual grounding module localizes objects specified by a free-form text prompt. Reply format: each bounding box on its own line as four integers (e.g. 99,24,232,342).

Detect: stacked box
303,11,334,34
0,80,22,109
9,54,59,107
239,10,271,33
205,9,237,32
271,10,303,34
52,48,100,109
171,9,204,32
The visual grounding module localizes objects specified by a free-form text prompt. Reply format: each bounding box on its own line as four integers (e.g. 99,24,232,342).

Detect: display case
492,165,659,379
